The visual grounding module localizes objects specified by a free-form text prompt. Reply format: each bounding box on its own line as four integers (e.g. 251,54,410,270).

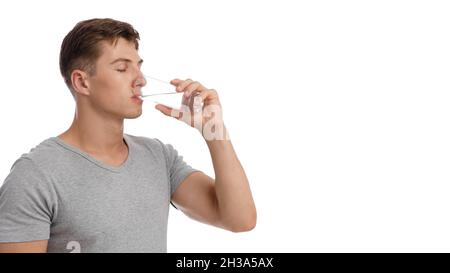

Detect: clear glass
140,75,203,111
137,75,180,108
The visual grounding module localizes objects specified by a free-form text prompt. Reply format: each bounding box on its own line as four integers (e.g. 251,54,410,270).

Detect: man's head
60,18,146,119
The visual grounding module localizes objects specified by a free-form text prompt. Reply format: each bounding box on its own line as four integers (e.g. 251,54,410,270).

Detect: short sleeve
0,158,54,243
156,140,199,197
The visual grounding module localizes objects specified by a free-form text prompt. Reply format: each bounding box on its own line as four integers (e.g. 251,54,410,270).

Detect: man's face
84,37,146,119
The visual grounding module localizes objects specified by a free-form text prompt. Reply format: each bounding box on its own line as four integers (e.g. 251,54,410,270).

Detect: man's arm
157,78,257,232
171,135,256,232
0,240,48,253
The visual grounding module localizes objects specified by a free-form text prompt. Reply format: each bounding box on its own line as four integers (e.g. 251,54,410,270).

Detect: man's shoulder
19,137,61,160
125,134,181,163
13,137,65,172
4,137,65,187
125,134,167,151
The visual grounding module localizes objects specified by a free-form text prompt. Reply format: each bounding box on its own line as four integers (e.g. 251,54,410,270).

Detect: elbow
231,221,256,233
228,211,257,233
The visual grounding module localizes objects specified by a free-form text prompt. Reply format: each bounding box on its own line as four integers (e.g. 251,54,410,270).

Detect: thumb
155,104,182,119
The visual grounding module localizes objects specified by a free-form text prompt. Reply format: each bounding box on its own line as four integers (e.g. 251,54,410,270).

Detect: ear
71,69,91,96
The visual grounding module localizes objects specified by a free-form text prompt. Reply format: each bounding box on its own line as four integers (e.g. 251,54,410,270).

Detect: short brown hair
59,18,140,93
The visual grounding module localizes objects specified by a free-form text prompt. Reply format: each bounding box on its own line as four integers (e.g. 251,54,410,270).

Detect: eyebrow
110,58,144,65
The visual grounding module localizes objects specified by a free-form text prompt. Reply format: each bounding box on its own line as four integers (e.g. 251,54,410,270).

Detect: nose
133,69,147,88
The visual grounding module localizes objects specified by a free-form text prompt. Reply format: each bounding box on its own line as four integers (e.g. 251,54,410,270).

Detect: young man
0,18,256,253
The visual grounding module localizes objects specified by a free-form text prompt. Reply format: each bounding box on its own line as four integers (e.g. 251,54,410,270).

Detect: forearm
205,128,257,231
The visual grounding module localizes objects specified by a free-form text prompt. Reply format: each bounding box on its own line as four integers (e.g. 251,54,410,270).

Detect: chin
124,109,143,119
124,112,142,119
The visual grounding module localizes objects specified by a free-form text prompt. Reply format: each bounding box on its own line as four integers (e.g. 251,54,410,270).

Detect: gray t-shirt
0,134,198,252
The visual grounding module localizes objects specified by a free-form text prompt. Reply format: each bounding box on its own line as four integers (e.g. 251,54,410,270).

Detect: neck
59,102,126,154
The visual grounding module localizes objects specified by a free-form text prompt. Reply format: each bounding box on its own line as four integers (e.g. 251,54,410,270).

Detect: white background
0,0,449,252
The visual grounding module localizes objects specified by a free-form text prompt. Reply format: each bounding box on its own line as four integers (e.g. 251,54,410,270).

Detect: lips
131,94,143,104
131,91,143,98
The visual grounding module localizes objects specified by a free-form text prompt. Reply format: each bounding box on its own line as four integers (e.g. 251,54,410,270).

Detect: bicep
0,240,48,253
171,171,226,230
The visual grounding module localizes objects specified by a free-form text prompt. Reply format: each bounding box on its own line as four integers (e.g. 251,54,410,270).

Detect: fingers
184,81,202,97
170,78,206,98
197,88,219,102
169,78,220,107
176,78,193,92
170,79,181,85
155,104,182,119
